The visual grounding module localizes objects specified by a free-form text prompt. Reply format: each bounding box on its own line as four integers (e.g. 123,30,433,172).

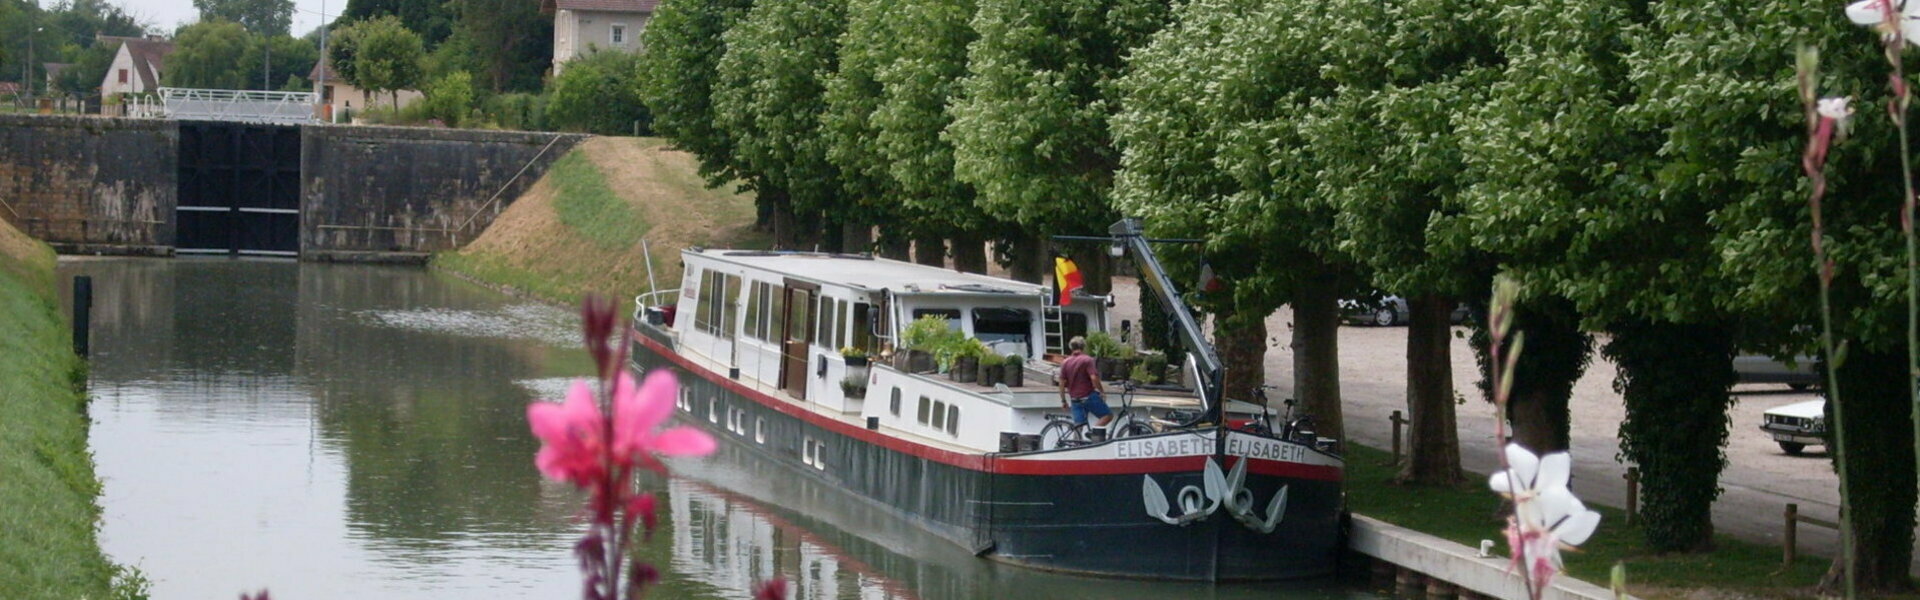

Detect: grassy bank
0,221,128,598
435,136,768,307
1345,444,1831,599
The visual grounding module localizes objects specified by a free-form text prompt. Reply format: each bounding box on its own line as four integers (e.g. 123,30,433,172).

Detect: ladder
1042,294,1066,356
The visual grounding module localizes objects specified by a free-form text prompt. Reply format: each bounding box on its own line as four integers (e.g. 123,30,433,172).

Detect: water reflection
69,258,1375,600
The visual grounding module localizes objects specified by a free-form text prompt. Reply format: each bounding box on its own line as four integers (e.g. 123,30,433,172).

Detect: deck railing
157,88,317,124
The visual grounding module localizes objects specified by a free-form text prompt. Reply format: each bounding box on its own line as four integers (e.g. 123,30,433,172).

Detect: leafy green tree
333,15,424,106
240,34,317,91
164,20,255,89
52,41,116,95
342,0,452,46
1113,0,1365,435
636,0,752,187
444,0,549,92
547,51,649,135
947,0,1171,291
1626,0,1911,587
193,0,294,36
820,0,905,254
712,0,847,248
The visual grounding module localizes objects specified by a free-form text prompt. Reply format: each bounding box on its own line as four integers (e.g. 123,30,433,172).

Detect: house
98,35,174,96
543,0,657,76
308,55,422,121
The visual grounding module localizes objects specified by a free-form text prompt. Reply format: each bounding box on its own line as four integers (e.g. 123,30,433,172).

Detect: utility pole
316,0,328,118
24,0,37,99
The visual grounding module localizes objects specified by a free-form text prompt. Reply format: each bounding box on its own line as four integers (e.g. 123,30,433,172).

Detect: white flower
1489,444,1601,596
1817,97,1854,122
1847,0,1920,45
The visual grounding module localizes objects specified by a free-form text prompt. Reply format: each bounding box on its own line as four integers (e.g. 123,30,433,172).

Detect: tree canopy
193,0,294,36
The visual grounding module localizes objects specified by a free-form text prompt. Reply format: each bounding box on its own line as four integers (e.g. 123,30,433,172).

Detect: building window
611,24,626,44
118,69,128,84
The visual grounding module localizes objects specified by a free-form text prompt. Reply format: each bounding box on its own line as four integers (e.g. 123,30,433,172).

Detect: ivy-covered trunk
1821,346,1916,594
1291,282,1343,441
1005,231,1048,283
1605,319,1734,553
1399,294,1462,485
951,231,989,274
1072,247,1113,295
1215,312,1266,413
1506,301,1590,454
913,235,945,267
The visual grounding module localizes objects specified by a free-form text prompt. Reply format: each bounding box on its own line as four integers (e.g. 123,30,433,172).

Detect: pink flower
529,380,611,487
613,371,717,471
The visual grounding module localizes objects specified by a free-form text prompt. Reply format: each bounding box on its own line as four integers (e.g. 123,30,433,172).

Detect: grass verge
547,151,649,249
1345,443,1831,599
0,222,139,598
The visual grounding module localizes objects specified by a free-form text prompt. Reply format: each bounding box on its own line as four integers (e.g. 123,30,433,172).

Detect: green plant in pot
840,375,866,398
1140,351,1168,385
951,339,989,384
1084,331,1137,381
1001,354,1025,387
840,345,870,367
901,316,960,373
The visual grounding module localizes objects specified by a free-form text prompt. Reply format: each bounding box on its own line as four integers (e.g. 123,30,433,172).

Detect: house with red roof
99,35,174,96
542,0,658,76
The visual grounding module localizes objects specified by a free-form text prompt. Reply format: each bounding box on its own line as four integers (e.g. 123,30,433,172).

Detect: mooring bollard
72,275,92,358
1390,410,1407,464
1783,503,1798,565
1625,467,1639,525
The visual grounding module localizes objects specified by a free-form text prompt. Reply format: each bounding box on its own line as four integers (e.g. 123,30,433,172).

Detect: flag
1054,256,1083,306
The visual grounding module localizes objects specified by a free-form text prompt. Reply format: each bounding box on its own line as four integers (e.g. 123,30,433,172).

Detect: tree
444,0,548,92
342,0,451,46
164,20,254,89
419,69,476,126
333,15,423,107
547,51,649,135
635,0,753,187
193,0,294,36
1112,0,1365,439
241,34,317,91
820,0,908,254
52,40,116,95
1626,0,1913,588
712,0,848,248
947,0,1172,292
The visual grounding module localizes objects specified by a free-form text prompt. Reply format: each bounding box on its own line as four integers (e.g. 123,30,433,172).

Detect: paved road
1103,279,1873,569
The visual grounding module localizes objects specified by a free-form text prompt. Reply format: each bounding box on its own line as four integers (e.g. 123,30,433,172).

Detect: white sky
123,0,337,38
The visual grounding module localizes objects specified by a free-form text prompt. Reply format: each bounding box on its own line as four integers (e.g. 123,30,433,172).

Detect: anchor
1142,456,1288,532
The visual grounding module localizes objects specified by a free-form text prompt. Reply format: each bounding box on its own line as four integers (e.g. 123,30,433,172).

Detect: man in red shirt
1057,337,1113,436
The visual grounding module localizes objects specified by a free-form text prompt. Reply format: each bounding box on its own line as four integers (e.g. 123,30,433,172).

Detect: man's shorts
1070,391,1112,425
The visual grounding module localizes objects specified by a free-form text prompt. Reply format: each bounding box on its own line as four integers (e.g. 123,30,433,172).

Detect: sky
124,0,337,38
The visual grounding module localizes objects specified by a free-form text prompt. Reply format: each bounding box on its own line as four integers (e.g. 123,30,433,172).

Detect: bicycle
1038,380,1154,449
1248,385,1319,446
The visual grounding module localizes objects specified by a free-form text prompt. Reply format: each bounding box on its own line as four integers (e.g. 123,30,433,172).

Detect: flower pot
845,355,870,368
1003,363,1024,387
953,356,979,383
907,350,935,373
978,362,1000,386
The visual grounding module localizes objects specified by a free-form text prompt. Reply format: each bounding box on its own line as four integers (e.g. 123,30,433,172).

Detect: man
1057,336,1113,438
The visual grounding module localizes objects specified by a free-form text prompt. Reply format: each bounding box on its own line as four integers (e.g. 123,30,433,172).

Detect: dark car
1733,354,1818,390
1339,296,1471,327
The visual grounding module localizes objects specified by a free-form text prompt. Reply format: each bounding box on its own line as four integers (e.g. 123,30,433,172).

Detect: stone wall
0,115,176,255
300,125,584,262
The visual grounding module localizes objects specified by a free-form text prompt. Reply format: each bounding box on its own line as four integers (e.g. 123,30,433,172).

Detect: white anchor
1141,456,1288,532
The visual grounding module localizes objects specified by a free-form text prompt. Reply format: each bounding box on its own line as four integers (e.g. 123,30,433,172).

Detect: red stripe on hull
635,331,1343,482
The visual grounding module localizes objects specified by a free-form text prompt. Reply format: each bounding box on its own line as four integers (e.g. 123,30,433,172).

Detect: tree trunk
1071,246,1113,295
1605,319,1735,553
951,231,988,274
1399,294,1463,485
1291,281,1343,441
769,191,797,250
1502,301,1590,454
1006,231,1048,283
840,222,872,254
879,234,911,261
1215,312,1266,409
913,235,945,267
1817,346,1917,594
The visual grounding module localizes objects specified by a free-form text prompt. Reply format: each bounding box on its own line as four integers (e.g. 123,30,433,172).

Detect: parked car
1733,354,1818,390
1759,399,1827,455
1339,296,1471,327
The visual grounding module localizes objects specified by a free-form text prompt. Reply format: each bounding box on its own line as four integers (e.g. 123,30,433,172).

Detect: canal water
65,258,1378,600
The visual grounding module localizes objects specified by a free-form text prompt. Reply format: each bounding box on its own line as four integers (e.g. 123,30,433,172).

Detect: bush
1084,331,1134,359
547,50,650,135
420,71,477,127
486,92,549,131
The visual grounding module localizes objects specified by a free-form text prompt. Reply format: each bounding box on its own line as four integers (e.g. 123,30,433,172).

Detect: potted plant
1140,351,1168,385
1001,354,1025,387
977,344,1003,385
840,375,867,399
951,340,988,384
901,316,958,373
841,346,870,367
1085,331,1137,380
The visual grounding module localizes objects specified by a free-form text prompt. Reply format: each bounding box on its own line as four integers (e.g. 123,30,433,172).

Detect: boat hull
632,329,1343,581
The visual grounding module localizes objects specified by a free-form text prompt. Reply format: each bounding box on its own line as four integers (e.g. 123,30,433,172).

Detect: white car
1759,399,1827,455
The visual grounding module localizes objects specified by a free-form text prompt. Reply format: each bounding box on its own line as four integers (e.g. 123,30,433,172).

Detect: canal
65,258,1377,599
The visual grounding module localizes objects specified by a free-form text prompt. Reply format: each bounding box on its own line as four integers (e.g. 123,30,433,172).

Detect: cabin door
779,283,817,399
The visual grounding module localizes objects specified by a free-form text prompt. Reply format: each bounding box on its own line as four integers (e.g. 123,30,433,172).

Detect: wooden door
779,285,815,399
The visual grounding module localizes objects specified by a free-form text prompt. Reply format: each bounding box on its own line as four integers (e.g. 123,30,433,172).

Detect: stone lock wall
300,125,584,261
0,115,177,255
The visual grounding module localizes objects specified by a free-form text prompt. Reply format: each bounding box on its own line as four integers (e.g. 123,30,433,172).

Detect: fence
158,88,317,124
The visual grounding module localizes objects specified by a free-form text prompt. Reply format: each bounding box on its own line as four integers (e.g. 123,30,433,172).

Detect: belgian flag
1054,256,1083,306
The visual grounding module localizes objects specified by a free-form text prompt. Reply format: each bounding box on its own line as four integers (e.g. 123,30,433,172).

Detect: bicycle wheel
1113,418,1153,439
1039,420,1076,449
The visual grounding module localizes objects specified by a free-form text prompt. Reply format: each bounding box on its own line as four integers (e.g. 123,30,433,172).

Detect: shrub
1084,331,1134,359
420,71,477,127
487,92,549,131
547,51,650,135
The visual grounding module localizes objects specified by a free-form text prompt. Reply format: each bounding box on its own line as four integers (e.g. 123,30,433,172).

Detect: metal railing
157,87,317,124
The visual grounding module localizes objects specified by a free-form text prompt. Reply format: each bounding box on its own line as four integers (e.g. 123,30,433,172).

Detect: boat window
972,308,1031,355
835,300,849,350
931,400,947,430
889,387,901,416
695,270,740,338
917,395,931,424
946,405,959,436
785,288,811,343
912,309,963,331
852,303,873,352
1062,312,1090,345
816,298,839,350
722,275,741,337
744,281,763,340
